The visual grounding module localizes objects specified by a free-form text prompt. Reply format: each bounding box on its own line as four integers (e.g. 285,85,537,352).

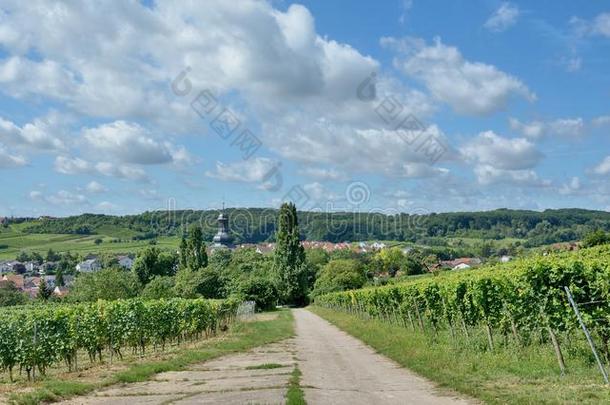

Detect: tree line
20,208,610,247
4,203,428,308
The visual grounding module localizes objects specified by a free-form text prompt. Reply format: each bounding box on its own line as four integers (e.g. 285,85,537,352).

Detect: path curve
294,308,473,405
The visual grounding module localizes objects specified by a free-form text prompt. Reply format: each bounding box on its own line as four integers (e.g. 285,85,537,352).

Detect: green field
0,225,180,260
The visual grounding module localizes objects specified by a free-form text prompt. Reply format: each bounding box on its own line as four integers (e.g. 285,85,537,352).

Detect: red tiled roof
1,275,24,290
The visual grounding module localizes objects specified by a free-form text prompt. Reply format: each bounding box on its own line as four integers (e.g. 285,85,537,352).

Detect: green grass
0,226,180,259
286,365,306,405
245,363,285,370
7,310,294,405
311,306,610,405
7,380,93,405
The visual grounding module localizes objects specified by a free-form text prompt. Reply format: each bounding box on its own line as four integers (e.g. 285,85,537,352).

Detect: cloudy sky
0,0,609,217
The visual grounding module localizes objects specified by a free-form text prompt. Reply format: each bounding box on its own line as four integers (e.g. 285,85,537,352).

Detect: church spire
212,202,233,249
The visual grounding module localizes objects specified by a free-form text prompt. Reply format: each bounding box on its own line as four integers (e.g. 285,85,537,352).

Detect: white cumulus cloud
30,189,88,205
509,117,586,139
206,158,279,190
54,155,149,182
383,37,535,115
571,12,610,38
84,121,173,165
461,130,542,170
85,181,107,194
0,114,65,151
484,3,520,32
593,156,610,175
0,146,26,168
461,131,547,186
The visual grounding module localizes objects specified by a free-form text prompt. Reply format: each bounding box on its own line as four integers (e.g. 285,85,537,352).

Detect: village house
24,276,39,290
370,242,387,250
0,260,25,274
53,286,69,298
0,260,9,274
76,258,101,272
255,243,275,254
441,257,482,271
24,275,57,289
61,275,75,287
300,241,353,252
24,261,40,272
0,274,25,290
40,261,58,273
117,255,134,269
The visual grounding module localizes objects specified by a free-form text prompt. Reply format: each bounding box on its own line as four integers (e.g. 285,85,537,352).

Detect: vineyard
0,297,239,381
316,245,610,375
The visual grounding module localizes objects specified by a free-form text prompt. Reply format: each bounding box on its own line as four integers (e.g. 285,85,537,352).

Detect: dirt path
294,308,473,405
58,340,297,404
56,309,473,404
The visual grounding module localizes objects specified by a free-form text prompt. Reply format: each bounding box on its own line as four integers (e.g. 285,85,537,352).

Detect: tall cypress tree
273,202,306,305
179,224,208,270
178,234,189,269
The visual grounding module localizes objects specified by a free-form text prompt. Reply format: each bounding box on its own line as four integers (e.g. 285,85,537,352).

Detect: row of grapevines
316,245,610,372
0,297,239,381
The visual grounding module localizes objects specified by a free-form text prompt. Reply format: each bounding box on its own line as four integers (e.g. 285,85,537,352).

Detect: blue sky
0,0,609,217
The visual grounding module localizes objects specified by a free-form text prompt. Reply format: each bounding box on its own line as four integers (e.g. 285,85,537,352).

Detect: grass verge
286,365,305,405
7,310,294,405
311,306,610,405
245,363,285,370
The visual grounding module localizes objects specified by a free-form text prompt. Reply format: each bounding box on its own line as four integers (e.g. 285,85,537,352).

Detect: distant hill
10,208,610,247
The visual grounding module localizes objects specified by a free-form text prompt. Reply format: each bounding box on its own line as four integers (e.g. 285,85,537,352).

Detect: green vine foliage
0,297,239,380
316,245,610,367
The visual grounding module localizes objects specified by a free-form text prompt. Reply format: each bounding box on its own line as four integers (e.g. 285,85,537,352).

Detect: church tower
212,203,234,249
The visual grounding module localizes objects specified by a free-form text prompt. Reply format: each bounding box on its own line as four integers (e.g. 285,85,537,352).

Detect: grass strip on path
311,306,610,405
286,365,306,405
8,310,294,405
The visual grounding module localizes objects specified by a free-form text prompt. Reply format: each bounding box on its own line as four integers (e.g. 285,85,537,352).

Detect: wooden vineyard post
484,322,494,351
460,318,470,338
546,326,566,376
32,322,37,381
406,310,415,331
564,286,609,385
412,302,424,332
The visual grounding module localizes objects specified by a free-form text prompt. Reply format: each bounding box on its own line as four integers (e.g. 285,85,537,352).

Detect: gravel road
294,308,473,404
